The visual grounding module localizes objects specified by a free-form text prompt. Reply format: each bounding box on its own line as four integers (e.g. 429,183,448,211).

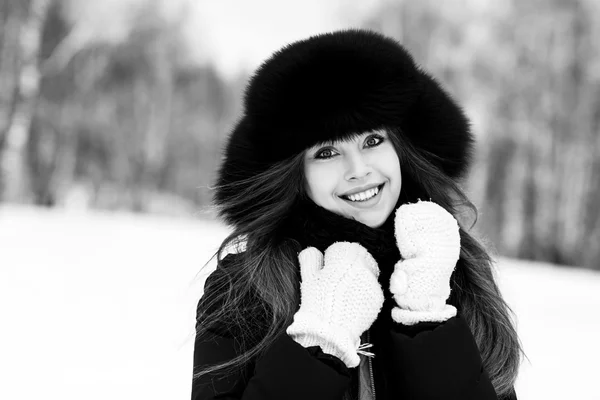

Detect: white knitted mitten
286,242,384,368
390,200,461,325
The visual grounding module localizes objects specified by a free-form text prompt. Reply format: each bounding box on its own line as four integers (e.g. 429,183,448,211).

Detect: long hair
388,128,523,397
194,128,523,399
193,153,305,378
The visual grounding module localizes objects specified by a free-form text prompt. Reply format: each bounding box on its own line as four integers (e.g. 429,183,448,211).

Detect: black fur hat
215,29,474,225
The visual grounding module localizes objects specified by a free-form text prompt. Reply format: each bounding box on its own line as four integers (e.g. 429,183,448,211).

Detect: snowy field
1,205,599,400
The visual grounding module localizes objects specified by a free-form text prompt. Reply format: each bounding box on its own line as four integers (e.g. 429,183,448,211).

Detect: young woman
192,29,522,400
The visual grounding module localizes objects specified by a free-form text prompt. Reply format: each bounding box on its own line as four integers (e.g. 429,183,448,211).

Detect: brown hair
194,128,523,398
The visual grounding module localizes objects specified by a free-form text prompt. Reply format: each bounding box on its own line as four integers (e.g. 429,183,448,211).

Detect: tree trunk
0,0,52,203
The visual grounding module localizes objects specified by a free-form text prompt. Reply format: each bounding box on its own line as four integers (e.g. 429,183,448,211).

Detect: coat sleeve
191,255,352,400
387,315,499,400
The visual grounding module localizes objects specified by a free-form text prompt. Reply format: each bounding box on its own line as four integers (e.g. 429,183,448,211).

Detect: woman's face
303,129,402,228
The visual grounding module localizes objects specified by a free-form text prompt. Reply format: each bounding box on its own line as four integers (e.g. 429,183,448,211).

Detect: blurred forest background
1,0,599,270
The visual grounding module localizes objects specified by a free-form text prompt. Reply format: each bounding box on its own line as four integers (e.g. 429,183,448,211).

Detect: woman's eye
365,135,384,147
316,148,336,159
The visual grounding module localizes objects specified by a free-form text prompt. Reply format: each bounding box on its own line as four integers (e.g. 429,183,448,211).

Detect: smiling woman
303,130,402,228
192,29,522,400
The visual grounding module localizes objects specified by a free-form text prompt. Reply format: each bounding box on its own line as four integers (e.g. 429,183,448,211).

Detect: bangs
312,128,390,148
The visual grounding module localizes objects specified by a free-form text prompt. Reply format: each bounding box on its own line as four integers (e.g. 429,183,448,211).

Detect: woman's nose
344,153,372,181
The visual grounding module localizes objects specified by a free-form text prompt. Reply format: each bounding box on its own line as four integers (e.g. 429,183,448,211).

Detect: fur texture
215,29,474,226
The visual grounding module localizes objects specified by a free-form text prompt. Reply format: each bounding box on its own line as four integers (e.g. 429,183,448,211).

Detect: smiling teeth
347,186,380,202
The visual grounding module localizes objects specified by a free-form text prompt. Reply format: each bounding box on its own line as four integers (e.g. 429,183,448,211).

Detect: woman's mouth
340,184,385,204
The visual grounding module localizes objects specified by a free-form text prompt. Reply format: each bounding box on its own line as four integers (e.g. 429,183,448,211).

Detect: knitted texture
390,200,460,325
286,242,384,368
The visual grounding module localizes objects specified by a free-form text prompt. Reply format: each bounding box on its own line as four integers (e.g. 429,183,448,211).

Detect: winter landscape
2,1,600,399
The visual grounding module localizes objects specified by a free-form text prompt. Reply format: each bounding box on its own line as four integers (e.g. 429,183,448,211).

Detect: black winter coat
192,200,517,400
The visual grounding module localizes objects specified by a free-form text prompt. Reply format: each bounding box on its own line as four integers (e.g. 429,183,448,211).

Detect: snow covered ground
1,205,599,400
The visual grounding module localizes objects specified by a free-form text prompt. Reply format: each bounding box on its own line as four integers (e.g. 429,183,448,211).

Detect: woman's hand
390,200,460,325
286,242,384,368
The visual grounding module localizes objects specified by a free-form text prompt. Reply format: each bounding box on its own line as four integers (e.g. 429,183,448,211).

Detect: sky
61,0,387,78
182,0,385,77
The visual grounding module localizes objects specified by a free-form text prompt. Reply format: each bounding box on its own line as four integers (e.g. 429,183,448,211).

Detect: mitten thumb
298,247,324,282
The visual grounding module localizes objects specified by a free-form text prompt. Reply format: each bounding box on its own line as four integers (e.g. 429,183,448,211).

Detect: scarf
282,198,402,304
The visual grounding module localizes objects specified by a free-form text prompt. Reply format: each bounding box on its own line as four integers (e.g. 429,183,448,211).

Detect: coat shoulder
196,252,267,338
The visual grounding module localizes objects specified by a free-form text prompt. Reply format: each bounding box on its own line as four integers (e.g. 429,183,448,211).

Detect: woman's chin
353,212,389,228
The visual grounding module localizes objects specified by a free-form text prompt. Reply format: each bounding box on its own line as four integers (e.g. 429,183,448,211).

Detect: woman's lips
340,183,385,208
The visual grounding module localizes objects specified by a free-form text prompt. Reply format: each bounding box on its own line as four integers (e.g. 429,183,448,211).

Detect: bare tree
0,0,52,202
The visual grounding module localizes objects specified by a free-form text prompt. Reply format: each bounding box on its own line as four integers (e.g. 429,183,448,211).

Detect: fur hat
215,29,474,224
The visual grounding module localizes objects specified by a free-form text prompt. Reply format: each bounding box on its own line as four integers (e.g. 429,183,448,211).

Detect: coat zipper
367,329,376,399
